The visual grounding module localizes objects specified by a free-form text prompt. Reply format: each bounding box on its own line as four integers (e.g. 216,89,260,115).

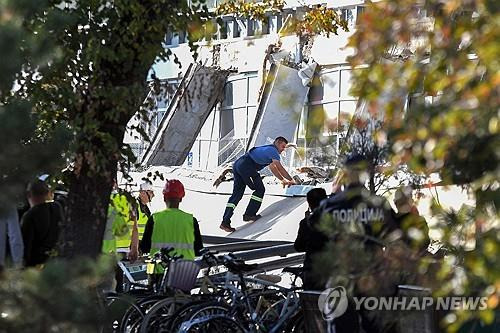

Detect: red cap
163,179,185,199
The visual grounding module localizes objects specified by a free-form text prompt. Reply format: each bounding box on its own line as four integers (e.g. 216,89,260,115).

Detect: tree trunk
58,80,146,258
59,157,117,258
59,101,130,258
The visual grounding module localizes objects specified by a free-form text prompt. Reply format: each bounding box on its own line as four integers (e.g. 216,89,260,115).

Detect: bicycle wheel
119,295,165,333
283,310,305,333
166,298,218,332
172,301,231,332
258,293,301,331
104,293,143,333
138,295,192,333
180,314,245,333
244,288,287,327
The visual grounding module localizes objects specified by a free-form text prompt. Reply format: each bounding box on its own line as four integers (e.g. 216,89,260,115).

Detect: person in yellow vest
139,179,203,269
114,183,152,252
135,182,154,241
102,190,139,292
102,192,139,257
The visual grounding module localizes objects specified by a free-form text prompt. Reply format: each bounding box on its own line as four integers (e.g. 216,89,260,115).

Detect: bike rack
120,236,303,284
207,240,292,252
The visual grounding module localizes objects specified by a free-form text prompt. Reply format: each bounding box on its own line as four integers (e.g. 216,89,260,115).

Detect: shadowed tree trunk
62,163,115,258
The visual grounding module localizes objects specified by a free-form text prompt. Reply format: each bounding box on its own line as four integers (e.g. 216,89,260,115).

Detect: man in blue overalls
220,136,296,232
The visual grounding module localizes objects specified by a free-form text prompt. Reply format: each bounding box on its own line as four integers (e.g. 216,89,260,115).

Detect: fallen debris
296,166,329,179
213,165,233,188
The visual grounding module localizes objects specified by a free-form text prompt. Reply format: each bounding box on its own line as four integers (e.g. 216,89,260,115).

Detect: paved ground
128,166,312,242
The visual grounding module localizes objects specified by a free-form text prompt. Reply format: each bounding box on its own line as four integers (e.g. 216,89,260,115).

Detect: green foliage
216,0,285,21
0,101,71,209
1,0,214,257
348,0,499,187
0,0,71,210
0,257,114,332
288,5,348,37
216,1,347,37
344,0,499,330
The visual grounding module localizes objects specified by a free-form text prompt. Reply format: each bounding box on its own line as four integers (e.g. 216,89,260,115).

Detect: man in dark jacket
308,154,395,333
294,187,328,290
21,180,63,267
393,186,430,254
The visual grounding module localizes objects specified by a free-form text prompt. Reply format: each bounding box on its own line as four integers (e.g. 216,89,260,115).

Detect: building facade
124,0,372,170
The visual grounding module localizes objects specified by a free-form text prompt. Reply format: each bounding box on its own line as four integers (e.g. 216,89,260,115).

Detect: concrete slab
285,185,316,196
247,63,310,149
143,65,230,166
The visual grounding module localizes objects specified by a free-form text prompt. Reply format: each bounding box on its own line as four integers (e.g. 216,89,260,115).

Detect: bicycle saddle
254,274,282,284
226,260,258,273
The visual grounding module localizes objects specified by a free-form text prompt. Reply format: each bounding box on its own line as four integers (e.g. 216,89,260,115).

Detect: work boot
243,214,262,222
220,223,236,232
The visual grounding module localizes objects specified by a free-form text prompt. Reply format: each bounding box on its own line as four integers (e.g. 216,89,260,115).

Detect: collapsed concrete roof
142,64,231,166
247,63,310,150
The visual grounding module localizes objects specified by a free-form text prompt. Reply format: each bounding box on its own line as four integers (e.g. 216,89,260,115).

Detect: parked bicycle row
103,247,305,333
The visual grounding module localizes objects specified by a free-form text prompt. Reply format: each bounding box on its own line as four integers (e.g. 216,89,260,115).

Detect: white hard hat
139,182,154,191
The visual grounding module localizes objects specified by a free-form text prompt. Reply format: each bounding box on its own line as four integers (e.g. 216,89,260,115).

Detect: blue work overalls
222,149,268,225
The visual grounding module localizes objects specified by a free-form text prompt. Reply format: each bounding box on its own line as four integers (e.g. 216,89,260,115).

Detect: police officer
317,153,395,244
311,153,397,333
140,179,203,268
102,192,134,254
21,179,63,268
293,187,328,290
220,136,296,232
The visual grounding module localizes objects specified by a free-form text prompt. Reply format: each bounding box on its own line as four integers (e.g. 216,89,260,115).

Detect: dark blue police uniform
222,144,281,226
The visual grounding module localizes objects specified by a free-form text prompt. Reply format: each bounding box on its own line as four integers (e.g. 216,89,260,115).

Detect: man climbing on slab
220,136,296,232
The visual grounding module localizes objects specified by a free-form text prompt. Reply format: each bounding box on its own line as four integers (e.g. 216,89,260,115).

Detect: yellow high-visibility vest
102,193,130,253
147,208,195,274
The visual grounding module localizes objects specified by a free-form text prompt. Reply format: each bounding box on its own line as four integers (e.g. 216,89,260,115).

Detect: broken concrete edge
126,166,333,198
142,64,232,166
141,63,197,165
149,66,232,166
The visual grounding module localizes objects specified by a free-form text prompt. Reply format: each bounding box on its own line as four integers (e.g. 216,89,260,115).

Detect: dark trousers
222,155,265,225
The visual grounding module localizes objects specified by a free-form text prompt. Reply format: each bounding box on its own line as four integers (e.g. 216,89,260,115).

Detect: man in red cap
139,179,203,263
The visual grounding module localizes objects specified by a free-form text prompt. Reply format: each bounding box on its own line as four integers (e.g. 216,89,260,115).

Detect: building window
267,14,282,34
301,66,357,163
356,6,366,24
247,19,256,37
148,80,179,137
166,31,187,46
262,16,270,35
165,31,173,45
220,20,229,39
204,0,217,9
218,73,259,164
341,8,355,27
233,19,241,38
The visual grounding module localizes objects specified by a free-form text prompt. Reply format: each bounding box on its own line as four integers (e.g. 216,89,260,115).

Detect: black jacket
392,211,430,253
318,184,396,241
21,202,63,267
294,210,330,289
294,184,396,289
